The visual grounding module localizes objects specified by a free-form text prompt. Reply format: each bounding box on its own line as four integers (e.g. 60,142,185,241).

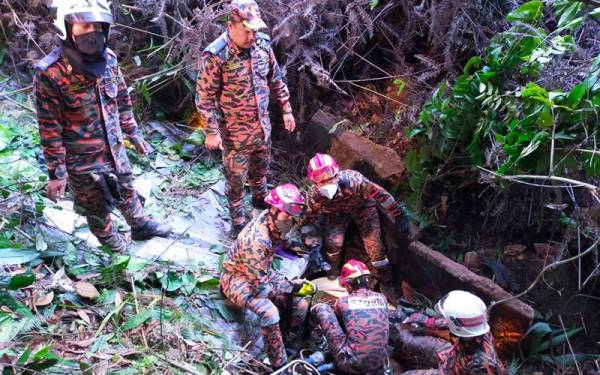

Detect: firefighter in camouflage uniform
220,184,314,370
392,290,505,375
304,153,409,302
196,0,296,239
311,259,390,374
34,0,170,252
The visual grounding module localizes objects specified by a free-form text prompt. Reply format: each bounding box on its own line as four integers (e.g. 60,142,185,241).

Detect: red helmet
307,153,339,184
339,259,371,288
264,183,305,217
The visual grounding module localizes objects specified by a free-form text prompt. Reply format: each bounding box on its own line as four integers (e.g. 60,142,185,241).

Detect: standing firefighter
220,184,313,370
34,0,171,252
196,0,296,238
310,259,390,374
393,291,505,374
305,153,409,302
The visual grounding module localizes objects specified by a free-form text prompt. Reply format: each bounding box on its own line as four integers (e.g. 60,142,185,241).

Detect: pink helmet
340,259,371,288
264,184,305,217
307,153,339,184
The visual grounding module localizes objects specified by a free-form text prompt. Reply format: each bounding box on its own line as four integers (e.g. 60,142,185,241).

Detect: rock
464,251,482,272
305,109,405,186
331,131,405,181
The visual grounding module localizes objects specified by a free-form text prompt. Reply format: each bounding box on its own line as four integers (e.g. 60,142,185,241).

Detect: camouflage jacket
34,47,142,180
221,210,283,294
401,330,504,375
195,31,292,148
305,170,402,223
435,332,504,375
335,288,389,372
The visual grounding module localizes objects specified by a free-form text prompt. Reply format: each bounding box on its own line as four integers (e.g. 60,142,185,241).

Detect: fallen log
395,241,534,356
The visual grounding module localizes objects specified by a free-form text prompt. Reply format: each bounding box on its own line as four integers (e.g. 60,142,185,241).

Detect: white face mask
319,183,338,200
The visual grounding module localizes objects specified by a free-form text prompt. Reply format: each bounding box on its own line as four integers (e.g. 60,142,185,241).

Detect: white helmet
435,290,490,338
53,0,113,40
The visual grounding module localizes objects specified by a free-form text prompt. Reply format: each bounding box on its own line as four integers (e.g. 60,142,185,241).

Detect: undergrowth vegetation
406,0,599,240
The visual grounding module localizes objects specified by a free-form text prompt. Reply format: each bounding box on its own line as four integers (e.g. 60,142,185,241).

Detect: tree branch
478,167,600,204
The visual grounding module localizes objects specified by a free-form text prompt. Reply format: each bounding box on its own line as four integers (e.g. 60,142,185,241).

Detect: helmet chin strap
102,23,111,40
65,22,75,47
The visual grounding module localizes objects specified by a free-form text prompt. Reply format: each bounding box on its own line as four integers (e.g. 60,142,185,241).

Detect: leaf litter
0,88,276,373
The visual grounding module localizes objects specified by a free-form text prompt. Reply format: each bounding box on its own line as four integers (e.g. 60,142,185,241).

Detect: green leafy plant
405,0,600,224
183,161,222,188
0,112,45,197
16,345,62,371
506,0,543,23
121,309,152,331
100,255,131,283
393,78,406,96
514,321,599,370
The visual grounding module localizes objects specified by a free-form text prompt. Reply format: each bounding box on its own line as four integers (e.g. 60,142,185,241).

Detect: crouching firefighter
219,184,315,370
304,153,410,303
391,290,505,374
34,0,171,251
310,259,390,374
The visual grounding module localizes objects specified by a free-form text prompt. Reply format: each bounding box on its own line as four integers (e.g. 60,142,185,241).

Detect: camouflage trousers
69,172,148,249
312,303,385,374
324,202,386,268
220,271,309,368
222,139,270,226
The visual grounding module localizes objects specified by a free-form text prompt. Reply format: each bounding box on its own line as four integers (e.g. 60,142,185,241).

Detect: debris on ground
1,0,599,373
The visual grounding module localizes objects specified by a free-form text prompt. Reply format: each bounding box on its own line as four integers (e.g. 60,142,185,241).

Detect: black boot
251,196,269,210
131,219,171,241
